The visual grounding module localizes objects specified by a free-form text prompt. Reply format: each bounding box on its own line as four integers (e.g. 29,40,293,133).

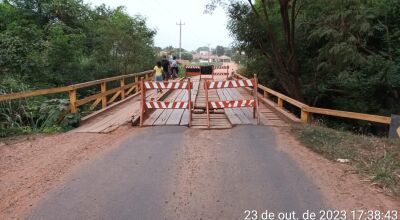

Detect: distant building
192,51,231,63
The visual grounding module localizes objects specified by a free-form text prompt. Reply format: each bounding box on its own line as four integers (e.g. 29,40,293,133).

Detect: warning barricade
204,74,260,128
212,65,230,80
185,66,200,77
140,79,193,127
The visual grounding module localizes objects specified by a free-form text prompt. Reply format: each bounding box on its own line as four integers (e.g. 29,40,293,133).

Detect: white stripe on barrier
209,82,215,89
232,81,238,88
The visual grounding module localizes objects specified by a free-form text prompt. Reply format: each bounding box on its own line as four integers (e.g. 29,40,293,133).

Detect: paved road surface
28,126,326,220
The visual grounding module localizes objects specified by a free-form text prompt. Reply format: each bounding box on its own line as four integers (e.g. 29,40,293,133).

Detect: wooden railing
233,73,392,125
0,70,154,114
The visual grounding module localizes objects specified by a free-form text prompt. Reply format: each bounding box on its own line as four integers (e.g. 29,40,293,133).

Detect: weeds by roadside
291,124,400,197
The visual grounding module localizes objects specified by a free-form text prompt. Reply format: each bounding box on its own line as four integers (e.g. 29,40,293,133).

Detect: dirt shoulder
0,126,140,220
272,126,400,211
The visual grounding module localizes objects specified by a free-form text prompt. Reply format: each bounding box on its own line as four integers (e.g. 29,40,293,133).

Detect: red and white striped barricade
212,65,229,80
185,66,201,77
140,78,193,127
204,74,260,128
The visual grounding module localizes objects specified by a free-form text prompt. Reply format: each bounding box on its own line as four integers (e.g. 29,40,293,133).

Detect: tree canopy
208,0,400,134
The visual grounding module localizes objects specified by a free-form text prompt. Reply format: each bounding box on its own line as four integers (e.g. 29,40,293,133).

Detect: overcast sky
85,0,234,51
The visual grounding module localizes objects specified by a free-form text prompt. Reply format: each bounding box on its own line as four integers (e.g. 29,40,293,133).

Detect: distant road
28,126,326,220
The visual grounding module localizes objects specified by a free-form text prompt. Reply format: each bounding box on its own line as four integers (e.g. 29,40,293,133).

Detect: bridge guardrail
232,72,391,126
0,70,154,114
140,79,193,127
205,74,260,128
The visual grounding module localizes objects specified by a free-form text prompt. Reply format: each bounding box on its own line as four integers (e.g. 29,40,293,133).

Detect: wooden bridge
0,64,395,135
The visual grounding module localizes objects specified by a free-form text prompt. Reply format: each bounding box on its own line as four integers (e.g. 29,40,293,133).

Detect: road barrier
140,79,193,127
212,65,229,80
185,66,201,77
204,74,260,128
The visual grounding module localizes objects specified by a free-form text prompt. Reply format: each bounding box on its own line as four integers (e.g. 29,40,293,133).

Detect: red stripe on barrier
206,79,255,89
208,100,256,109
145,101,192,109
144,82,192,90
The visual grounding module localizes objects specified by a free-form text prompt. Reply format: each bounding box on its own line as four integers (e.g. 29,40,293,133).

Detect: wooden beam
0,70,153,102
72,70,153,89
0,86,72,101
107,91,122,104
305,106,391,124
76,86,120,107
125,83,136,96
90,98,102,110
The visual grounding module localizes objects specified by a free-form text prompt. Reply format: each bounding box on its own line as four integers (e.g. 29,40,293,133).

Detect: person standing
170,56,179,79
161,55,170,80
153,61,164,94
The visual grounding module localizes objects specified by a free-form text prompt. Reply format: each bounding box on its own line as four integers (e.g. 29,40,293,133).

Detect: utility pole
176,20,185,60
208,43,211,63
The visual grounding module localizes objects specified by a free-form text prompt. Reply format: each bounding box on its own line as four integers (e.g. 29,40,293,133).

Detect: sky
85,0,234,51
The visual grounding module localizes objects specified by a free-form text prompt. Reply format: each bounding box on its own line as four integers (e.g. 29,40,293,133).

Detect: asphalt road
28,126,326,220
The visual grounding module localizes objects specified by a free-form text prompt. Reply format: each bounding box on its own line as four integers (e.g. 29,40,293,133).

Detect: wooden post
301,109,309,123
120,78,125,99
264,91,269,99
277,97,283,108
69,89,77,113
101,82,107,109
205,80,210,129
145,72,149,81
135,75,139,92
253,74,260,124
188,78,192,127
140,77,145,127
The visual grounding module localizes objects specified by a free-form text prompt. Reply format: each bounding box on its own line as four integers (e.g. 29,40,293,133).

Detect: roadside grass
291,124,400,197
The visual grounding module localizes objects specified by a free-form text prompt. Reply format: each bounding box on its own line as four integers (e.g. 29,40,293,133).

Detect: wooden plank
76,90,157,132
166,90,188,125
231,88,257,124
221,89,251,124
153,89,187,125
180,81,200,126
217,89,242,125
143,90,180,126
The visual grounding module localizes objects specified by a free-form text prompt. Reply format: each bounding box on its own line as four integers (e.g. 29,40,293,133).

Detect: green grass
291,124,400,196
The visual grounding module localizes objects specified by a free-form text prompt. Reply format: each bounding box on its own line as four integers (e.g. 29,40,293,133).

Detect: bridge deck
74,75,288,133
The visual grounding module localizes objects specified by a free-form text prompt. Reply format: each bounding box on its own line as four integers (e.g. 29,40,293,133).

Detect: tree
215,45,225,56
208,0,305,100
196,46,209,53
181,52,193,61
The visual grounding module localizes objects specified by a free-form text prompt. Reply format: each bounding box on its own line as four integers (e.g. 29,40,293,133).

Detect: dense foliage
210,0,400,134
0,0,157,136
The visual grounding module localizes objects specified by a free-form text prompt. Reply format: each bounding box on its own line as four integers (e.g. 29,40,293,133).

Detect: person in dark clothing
170,56,179,79
161,55,170,80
